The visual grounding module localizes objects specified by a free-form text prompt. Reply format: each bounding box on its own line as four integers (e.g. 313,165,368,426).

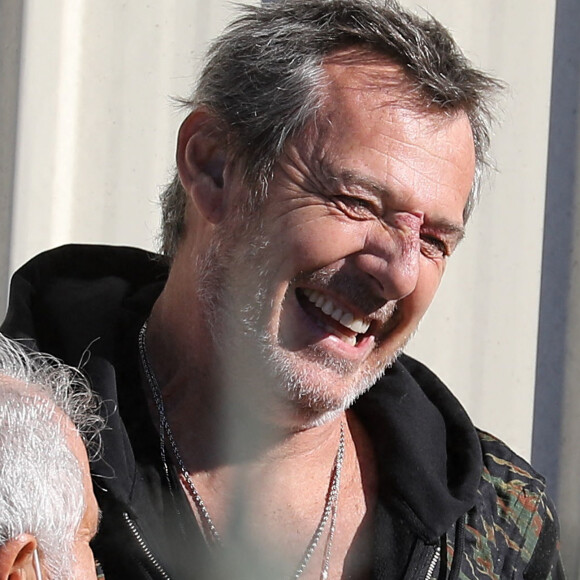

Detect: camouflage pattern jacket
440,430,563,579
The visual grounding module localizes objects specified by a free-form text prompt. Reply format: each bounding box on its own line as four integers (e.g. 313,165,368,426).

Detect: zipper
124,510,443,580
123,512,171,579
424,546,441,580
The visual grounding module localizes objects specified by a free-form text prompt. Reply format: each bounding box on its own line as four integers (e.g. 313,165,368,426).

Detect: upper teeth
302,289,370,334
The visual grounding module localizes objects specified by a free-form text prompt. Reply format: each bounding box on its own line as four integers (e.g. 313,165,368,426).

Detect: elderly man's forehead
0,374,46,395
0,372,86,435
0,375,62,417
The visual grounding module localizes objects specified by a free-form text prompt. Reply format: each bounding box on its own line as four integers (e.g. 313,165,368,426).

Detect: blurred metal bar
533,0,580,574
0,0,24,317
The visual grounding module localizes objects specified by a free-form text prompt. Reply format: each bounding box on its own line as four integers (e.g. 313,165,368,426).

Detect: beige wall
0,2,23,314
10,0,253,268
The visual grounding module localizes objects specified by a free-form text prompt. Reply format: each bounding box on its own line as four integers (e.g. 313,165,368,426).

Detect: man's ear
0,534,38,579
176,108,230,224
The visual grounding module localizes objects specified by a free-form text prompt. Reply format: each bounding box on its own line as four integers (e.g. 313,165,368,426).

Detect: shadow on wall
533,0,580,576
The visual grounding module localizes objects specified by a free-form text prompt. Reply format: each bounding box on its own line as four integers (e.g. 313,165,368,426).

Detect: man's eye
334,195,375,218
420,234,449,259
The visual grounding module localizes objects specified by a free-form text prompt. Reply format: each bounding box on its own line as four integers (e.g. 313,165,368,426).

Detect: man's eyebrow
329,168,466,240
425,218,466,242
329,168,392,201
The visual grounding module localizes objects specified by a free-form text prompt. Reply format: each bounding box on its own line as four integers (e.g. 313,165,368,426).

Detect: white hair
0,334,103,579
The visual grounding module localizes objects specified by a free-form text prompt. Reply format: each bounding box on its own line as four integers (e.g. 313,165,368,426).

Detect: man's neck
146,279,346,465
145,285,377,578
145,309,348,465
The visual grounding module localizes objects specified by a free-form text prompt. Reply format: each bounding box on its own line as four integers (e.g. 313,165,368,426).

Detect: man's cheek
284,219,367,271
403,265,444,320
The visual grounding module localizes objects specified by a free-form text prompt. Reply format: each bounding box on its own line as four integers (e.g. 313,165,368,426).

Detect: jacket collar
354,354,482,542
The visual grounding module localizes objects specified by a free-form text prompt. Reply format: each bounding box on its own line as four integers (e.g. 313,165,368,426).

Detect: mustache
294,265,397,324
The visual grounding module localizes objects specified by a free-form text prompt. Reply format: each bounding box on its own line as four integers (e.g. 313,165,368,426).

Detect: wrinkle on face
318,52,475,207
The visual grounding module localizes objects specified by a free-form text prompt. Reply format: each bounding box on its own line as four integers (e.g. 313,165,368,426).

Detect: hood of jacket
1,244,483,546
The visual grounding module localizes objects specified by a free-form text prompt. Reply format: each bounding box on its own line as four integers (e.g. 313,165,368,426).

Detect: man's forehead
1,375,90,473
321,48,421,109
318,47,472,144
280,58,475,230
0,375,19,388
324,47,405,78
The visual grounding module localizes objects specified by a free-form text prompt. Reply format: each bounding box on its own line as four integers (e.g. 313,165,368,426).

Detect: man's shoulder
395,354,553,501
459,429,562,579
389,355,563,577
474,428,556,544
476,428,547,494
8,243,167,286
2,243,168,366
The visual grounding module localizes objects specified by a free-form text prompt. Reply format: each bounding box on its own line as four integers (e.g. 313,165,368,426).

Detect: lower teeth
332,329,357,346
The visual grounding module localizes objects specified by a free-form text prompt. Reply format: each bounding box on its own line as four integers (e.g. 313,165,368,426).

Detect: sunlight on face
195,56,474,427
64,423,99,580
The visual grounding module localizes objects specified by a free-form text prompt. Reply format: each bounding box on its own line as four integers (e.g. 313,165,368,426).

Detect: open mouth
296,288,372,347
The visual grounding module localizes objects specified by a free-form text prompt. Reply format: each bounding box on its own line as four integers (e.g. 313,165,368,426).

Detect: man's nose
353,217,422,301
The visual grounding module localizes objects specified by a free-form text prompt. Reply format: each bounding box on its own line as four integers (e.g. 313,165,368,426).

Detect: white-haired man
0,334,102,579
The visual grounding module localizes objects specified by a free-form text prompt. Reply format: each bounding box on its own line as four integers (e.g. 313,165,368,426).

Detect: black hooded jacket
1,245,564,579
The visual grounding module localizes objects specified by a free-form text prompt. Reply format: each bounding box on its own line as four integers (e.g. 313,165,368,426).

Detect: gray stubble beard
194,223,406,427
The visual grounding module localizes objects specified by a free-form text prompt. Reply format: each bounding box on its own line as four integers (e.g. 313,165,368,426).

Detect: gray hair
0,334,103,579
160,0,503,258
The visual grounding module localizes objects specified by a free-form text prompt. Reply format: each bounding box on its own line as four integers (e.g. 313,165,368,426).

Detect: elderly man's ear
0,534,39,579
177,108,233,225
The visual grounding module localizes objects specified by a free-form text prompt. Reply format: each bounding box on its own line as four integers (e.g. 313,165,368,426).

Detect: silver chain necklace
138,322,344,580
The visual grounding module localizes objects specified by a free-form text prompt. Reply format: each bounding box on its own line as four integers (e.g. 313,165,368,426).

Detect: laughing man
1,1,564,578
